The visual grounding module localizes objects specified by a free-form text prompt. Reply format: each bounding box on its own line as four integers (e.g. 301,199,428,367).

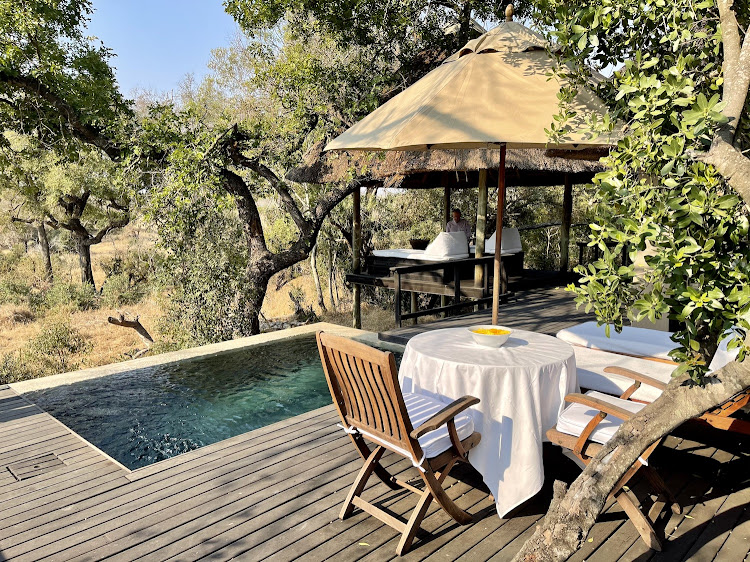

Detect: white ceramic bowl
468,325,513,348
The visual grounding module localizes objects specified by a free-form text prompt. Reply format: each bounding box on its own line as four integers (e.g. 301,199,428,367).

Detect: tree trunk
328,245,337,311
76,238,95,288
512,360,750,562
37,222,53,281
311,242,326,312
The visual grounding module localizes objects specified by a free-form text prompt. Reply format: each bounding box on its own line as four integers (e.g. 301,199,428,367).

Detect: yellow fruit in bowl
471,328,511,336
468,325,513,347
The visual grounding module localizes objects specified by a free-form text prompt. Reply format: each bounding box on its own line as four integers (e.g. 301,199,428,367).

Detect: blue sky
87,0,239,96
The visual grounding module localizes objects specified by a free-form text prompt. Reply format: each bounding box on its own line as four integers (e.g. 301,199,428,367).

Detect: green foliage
101,274,145,308
224,0,535,81
539,0,750,383
42,282,99,312
0,0,131,152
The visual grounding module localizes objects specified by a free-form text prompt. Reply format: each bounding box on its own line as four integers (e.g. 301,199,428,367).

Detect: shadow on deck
1,384,748,561
379,285,592,346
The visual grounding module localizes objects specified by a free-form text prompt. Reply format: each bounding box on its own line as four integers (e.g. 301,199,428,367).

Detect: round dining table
398,327,578,517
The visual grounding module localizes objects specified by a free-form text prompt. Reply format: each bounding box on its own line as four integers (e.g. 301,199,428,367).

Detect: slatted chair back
316,332,419,458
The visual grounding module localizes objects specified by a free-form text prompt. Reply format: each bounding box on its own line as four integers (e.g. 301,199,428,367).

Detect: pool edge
10,322,372,393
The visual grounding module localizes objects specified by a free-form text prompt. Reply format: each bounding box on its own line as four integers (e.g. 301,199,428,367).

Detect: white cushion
425,231,468,257
556,391,645,445
557,322,675,361
573,347,674,403
709,336,740,372
359,392,474,459
372,249,469,261
484,228,523,255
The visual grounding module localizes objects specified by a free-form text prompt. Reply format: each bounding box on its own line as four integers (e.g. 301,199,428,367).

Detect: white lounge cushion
371,249,470,261
709,336,740,372
556,391,645,445
484,228,523,255
556,321,676,361
359,392,475,459
425,231,468,257
573,347,674,403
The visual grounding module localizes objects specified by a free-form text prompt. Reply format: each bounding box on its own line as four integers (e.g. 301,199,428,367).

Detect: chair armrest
603,366,668,391
564,393,636,422
410,396,480,439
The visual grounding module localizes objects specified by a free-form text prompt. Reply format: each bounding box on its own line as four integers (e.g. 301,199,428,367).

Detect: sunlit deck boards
1,385,749,561
379,286,593,345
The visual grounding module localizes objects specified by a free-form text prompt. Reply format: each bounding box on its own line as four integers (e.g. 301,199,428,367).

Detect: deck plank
1,373,748,562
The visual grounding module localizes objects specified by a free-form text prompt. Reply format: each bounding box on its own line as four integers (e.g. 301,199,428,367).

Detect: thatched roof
286,141,607,189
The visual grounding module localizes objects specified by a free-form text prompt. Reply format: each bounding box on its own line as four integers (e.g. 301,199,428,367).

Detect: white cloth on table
371,249,470,261
398,327,578,517
556,321,676,361
357,392,474,462
573,347,674,402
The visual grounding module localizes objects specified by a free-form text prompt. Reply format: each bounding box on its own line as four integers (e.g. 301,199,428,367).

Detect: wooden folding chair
603,366,750,435
316,331,482,555
547,391,681,551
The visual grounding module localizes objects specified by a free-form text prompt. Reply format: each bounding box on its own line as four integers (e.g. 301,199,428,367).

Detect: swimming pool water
23,335,342,470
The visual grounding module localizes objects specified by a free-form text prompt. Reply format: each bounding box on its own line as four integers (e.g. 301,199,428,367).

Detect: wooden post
443,186,451,227
352,188,362,329
492,146,507,325
560,174,573,273
394,271,402,327
410,292,418,325
475,169,488,287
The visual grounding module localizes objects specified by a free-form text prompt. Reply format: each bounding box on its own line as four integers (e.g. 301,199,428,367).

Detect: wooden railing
391,256,498,327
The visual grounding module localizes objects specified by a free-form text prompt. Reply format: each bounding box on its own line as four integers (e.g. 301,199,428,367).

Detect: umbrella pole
492,144,507,325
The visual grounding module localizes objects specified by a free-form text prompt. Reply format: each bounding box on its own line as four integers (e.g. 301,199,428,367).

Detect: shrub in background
0,317,90,383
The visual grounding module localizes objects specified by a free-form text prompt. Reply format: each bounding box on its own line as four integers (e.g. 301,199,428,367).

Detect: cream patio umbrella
326,6,619,324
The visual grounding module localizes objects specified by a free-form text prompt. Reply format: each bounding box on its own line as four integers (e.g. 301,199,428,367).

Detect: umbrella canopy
325,20,618,152
326,10,618,325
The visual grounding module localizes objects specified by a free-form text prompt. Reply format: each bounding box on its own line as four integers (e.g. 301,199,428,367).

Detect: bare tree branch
108,313,154,359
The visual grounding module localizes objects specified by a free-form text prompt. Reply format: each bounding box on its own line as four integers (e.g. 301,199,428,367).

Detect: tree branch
0,70,122,161
716,0,750,146
88,214,130,246
224,127,311,234
107,313,154,359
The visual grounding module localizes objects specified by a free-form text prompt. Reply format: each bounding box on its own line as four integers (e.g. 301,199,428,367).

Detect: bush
0,318,90,384
42,282,99,312
100,252,155,286
0,352,35,384
101,273,145,307
27,318,90,374
0,280,31,305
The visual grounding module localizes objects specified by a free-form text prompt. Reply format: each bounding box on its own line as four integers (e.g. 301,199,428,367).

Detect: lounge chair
316,332,482,555
572,340,750,435
556,322,676,363
547,391,681,551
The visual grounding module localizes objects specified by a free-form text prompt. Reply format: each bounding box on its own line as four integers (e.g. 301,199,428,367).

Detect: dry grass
1,222,400,376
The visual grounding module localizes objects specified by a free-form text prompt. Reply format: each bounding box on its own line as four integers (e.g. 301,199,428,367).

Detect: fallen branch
107,312,154,359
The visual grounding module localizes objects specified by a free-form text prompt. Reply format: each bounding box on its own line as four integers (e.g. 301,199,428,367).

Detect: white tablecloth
398,327,578,517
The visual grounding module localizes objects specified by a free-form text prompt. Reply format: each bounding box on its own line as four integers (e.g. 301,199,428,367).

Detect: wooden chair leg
614,487,663,551
341,446,385,520
421,459,472,525
642,466,681,515
397,489,434,555
351,435,400,490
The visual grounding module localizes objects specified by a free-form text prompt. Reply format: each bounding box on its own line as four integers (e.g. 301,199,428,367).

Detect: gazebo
288,142,606,327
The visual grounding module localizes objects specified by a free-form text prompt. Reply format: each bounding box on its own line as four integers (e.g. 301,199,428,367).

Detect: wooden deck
1,382,749,561
379,286,592,345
